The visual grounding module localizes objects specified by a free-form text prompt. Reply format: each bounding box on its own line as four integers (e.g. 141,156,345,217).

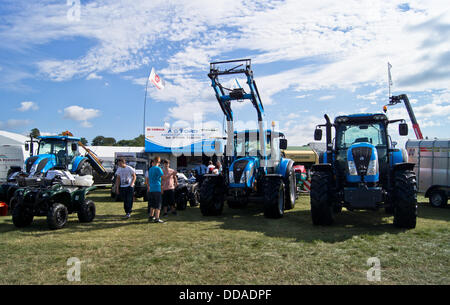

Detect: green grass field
0,188,449,285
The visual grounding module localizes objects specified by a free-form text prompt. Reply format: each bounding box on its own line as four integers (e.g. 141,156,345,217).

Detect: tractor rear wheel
12,203,34,228
393,170,417,229
199,177,224,216
310,171,334,225
47,203,69,230
77,200,96,223
263,178,285,218
77,160,93,176
284,167,296,210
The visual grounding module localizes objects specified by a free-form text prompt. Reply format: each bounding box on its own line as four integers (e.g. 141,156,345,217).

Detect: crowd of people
114,156,222,223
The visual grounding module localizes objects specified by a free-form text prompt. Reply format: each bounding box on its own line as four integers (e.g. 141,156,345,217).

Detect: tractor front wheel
77,160,93,176
284,167,296,210
393,170,417,229
310,171,334,225
199,177,224,216
263,178,285,219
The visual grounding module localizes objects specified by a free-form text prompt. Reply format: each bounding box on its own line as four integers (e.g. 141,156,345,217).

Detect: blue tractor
199,59,297,218
16,132,106,179
311,113,417,228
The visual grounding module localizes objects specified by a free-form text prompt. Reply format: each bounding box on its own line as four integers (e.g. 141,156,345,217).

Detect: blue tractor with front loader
199,59,297,218
311,113,417,228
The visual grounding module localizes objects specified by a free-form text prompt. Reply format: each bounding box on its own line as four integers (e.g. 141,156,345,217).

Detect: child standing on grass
148,156,164,223
161,159,178,216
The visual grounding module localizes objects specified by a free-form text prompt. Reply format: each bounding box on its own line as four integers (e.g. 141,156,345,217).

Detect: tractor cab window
234,132,271,157
336,123,387,150
37,139,67,155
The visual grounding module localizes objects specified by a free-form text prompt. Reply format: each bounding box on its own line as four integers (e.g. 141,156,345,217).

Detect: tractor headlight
367,159,378,176
240,171,247,184
229,171,234,183
348,161,358,176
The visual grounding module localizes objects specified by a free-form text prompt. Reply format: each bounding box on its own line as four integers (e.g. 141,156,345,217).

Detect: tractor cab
36,136,81,168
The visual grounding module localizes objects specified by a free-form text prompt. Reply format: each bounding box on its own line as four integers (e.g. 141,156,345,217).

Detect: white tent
0,130,29,146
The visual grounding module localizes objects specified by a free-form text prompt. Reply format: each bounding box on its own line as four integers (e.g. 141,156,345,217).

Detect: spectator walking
115,158,136,219
213,161,222,174
148,156,165,223
161,159,178,216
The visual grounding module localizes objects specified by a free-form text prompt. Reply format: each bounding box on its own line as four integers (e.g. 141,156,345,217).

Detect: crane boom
384,94,424,140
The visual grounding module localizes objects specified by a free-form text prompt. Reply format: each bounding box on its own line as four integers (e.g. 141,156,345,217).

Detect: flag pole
143,69,152,140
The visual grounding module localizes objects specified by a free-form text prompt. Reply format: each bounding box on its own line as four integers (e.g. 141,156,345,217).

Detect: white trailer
0,144,26,182
406,139,450,207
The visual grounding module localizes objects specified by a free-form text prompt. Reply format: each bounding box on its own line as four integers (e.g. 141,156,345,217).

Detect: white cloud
17,101,39,112
319,95,336,101
63,105,101,127
86,73,103,80
0,119,32,129
0,0,449,122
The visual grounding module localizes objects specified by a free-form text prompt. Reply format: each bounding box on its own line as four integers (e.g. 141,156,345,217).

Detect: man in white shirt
115,158,136,218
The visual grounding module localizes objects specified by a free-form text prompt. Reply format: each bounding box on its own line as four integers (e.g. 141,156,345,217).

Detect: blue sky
0,0,448,146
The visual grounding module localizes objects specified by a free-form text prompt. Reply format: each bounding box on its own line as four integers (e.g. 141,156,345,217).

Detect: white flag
388,62,393,86
149,67,165,90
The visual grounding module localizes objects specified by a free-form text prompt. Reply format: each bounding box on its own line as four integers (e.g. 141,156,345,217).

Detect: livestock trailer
406,139,449,207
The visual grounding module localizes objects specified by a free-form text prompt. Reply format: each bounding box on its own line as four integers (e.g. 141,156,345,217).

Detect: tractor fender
390,149,406,166
71,186,97,205
72,156,88,173
393,162,415,172
278,158,294,179
311,163,333,173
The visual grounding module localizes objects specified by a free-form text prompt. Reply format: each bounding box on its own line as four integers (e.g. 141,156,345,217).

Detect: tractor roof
38,135,81,141
334,113,387,124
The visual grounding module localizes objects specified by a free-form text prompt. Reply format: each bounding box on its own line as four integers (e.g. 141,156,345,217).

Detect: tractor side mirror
399,123,408,136
71,143,78,151
25,143,29,151
279,139,288,150
314,129,322,141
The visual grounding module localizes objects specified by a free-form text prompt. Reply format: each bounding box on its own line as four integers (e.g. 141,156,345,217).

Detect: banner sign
145,126,222,155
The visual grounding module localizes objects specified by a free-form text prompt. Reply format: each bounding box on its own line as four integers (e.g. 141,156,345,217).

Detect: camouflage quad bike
10,177,96,230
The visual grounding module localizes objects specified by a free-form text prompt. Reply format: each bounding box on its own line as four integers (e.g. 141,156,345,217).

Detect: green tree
91,135,116,146
115,134,144,147
30,128,40,138
80,137,88,145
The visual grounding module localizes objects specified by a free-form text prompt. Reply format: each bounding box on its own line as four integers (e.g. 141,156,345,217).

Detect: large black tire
47,203,69,230
429,190,448,208
176,197,188,210
393,170,417,229
12,203,34,228
77,160,93,176
263,178,285,219
7,167,21,180
310,171,334,225
199,177,224,216
284,167,296,210
77,200,96,223
9,196,19,212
